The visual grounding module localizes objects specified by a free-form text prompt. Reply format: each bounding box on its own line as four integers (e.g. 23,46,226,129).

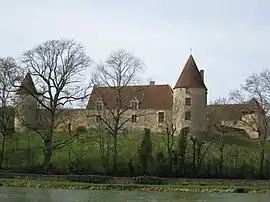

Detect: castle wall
14,94,38,132
221,113,265,139
52,109,89,132
207,111,266,139
173,88,207,135
85,108,173,133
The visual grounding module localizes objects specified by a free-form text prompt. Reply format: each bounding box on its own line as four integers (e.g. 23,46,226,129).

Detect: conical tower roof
17,72,37,94
174,54,207,89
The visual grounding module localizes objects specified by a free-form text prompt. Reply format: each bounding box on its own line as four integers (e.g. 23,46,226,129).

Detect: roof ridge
95,84,171,88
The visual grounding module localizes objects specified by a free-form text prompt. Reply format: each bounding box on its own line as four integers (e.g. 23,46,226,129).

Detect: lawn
1,130,269,171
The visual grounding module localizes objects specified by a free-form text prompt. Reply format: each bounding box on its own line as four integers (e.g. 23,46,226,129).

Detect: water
0,187,270,202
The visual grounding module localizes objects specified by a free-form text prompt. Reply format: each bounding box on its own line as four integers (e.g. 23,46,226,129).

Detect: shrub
75,126,87,133
132,176,164,185
68,175,113,184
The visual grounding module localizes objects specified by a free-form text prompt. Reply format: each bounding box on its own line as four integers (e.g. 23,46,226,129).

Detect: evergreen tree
138,128,153,175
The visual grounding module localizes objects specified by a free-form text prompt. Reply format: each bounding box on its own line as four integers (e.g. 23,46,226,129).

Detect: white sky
0,0,269,102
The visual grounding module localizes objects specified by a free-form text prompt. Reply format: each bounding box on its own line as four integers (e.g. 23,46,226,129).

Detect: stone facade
173,87,207,135
1,54,266,139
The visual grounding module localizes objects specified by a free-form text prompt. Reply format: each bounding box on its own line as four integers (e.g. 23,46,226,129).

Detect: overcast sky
0,0,269,102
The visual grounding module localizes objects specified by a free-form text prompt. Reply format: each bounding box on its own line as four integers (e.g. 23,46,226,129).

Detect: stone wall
55,109,89,132
86,108,173,133
211,113,265,139
173,87,207,135
14,94,38,132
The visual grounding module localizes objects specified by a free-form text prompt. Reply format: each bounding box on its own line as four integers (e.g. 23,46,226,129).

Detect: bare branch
17,39,93,170
89,48,145,171
0,57,22,167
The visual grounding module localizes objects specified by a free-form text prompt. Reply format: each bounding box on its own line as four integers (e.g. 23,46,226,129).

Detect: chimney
200,70,204,81
149,81,155,85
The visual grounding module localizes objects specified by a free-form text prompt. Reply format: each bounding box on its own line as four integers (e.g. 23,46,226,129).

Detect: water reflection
0,187,269,202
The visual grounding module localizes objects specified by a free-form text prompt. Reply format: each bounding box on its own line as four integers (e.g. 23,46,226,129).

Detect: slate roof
17,72,37,94
174,54,207,89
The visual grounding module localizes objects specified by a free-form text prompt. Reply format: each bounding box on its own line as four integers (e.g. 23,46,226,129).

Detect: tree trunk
192,139,196,173
260,146,265,175
27,132,31,168
168,151,172,170
219,142,224,174
113,134,117,173
67,131,72,174
42,134,53,172
0,135,7,169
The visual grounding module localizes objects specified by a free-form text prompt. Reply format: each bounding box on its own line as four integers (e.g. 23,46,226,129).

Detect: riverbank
1,178,270,193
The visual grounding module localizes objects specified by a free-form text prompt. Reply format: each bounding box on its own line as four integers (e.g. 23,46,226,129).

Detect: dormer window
131,115,137,123
96,100,103,111
130,98,139,110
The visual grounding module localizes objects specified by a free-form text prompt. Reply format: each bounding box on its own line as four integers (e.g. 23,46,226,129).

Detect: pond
0,187,269,202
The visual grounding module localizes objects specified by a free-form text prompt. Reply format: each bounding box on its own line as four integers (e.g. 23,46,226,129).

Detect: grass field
1,130,270,170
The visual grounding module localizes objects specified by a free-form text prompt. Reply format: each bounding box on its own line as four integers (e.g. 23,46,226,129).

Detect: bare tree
0,57,21,168
91,49,145,172
87,124,112,170
207,97,231,174
229,69,270,174
18,39,93,171
161,123,176,170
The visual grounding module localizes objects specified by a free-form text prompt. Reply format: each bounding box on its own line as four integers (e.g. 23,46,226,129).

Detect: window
185,111,191,120
131,100,139,110
158,112,165,123
185,98,191,106
96,101,103,111
131,115,137,123
96,115,101,122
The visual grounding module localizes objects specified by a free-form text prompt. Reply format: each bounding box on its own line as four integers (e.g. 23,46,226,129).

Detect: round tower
173,54,207,136
14,72,38,132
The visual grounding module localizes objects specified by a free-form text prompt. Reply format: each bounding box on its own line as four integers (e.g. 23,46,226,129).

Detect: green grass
2,130,270,170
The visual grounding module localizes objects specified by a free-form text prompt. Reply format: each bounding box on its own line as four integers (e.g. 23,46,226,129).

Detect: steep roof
17,72,37,95
207,98,265,121
87,84,173,110
174,54,207,89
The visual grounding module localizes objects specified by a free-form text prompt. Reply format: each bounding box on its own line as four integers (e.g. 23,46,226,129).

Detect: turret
14,72,38,132
173,54,207,135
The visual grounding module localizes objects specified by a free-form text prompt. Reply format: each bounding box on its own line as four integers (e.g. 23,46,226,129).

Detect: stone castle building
3,54,265,139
